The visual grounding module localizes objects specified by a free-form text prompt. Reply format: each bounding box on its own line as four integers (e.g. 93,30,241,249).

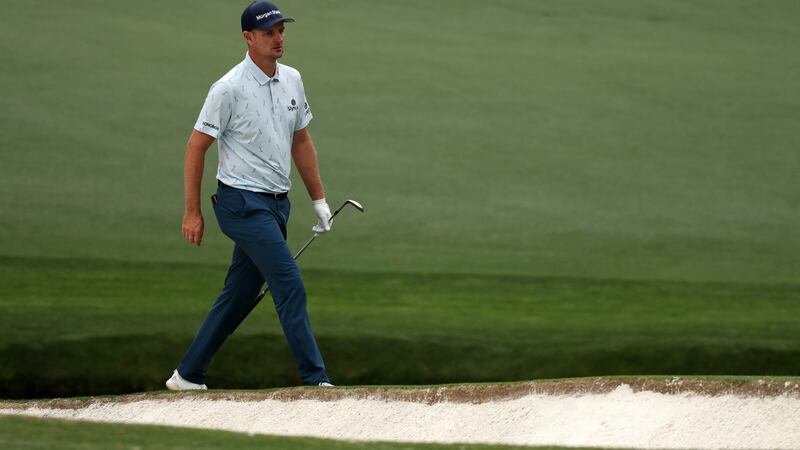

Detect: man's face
245,22,286,59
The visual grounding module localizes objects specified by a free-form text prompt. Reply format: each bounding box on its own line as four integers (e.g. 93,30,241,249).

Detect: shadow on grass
2,334,798,399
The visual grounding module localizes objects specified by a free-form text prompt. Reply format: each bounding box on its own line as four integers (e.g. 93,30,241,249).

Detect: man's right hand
182,130,214,247
182,210,205,246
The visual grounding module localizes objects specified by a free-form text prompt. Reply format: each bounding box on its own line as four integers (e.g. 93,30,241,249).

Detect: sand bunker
2,379,800,449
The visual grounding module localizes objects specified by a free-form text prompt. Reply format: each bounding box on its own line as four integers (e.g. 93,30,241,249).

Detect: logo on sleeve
202,121,220,131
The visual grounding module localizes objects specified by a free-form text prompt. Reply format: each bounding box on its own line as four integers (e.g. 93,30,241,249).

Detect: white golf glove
312,199,332,235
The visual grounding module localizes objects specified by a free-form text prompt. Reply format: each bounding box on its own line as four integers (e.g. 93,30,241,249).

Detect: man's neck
248,50,278,78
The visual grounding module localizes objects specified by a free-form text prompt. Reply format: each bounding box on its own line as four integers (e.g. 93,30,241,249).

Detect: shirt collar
244,52,280,85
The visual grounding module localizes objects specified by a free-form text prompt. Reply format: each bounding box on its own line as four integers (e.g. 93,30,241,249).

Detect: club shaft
293,235,317,260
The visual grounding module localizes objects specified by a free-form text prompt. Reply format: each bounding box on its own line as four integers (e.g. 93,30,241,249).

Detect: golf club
253,198,365,302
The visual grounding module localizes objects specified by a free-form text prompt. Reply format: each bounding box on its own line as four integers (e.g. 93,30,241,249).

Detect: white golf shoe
165,370,208,391
318,381,335,387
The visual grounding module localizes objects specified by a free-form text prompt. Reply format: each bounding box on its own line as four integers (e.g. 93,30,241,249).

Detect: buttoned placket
266,79,274,114
267,79,281,136
267,78,278,110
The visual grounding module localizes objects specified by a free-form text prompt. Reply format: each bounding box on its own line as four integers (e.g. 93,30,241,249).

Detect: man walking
167,1,333,390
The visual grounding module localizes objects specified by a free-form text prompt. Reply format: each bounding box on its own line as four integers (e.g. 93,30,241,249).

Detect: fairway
1,0,798,282
1,0,799,413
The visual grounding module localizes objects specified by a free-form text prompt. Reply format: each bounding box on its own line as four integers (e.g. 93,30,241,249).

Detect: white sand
3,385,800,449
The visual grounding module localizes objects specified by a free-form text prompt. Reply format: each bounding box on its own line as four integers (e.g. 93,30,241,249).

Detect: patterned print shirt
194,53,313,193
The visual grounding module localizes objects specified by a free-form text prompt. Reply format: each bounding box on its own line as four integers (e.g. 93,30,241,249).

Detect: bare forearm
184,131,214,213
292,130,325,201
184,155,204,215
181,131,215,247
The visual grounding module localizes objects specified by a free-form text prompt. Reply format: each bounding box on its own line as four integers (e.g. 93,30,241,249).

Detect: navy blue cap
241,1,294,32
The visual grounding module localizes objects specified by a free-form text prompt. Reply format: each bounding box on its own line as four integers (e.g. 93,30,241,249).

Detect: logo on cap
242,2,294,32
256,10,281,21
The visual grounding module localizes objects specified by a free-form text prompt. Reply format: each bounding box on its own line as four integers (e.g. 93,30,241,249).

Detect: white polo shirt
194,53,313,193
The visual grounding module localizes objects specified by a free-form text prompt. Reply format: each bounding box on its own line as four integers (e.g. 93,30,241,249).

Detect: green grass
1,255,798,397
0,415,589,450
2,2,798,448
0,0,798,400
0,0,797,283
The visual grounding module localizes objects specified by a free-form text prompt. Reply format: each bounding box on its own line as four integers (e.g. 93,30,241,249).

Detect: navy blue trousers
177,184,329,385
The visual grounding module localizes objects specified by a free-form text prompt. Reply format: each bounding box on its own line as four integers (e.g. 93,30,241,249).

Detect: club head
344,199,365,212
331,198,365,218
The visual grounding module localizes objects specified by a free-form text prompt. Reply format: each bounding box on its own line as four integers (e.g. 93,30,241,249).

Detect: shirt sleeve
194,81,232,138
294,75,313,131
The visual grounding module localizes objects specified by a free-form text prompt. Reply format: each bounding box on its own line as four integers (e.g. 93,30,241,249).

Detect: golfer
167,1,333,390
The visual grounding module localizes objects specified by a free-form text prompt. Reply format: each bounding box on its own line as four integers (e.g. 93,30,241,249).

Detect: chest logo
287,98,299,112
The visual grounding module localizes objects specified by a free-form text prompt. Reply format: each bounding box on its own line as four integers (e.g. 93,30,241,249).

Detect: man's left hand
312,199,332,234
